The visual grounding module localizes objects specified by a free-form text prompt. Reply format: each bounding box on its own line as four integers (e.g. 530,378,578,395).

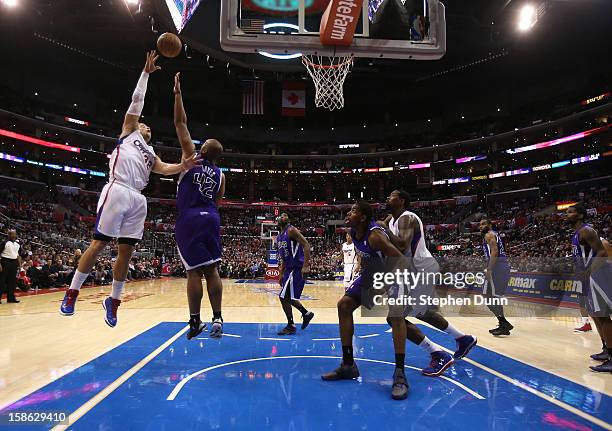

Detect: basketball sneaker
321,362,360,380
574,322,592,332
490,322,513,336
391,368,409,400
186,320,206,340
102,297,121,328
210,317,223,338
60,289,79,316
277,325,296,335
454,335,477,360
422,351,454,377
590,349,609,362
301,311,315,329
589,359,612,373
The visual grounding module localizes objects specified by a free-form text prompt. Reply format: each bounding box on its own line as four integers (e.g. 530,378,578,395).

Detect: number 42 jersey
177,161,223,215
175,161,224,270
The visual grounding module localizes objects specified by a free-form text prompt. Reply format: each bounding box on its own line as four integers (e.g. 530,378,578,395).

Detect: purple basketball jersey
177,161,222,215
351,222,387,264
175,161,223,270
276,225,304,269
572,225,593,272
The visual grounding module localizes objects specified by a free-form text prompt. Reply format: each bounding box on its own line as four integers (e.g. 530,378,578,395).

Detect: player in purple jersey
479,219,513,336
275,213,315,335
321,201,411,401
174,73,225,340
566,204,612,373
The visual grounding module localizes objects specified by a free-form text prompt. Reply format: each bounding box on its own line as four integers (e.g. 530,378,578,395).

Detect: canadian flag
282,82,306,116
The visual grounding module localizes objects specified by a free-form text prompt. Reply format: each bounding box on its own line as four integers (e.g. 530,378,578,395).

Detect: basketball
156,32,182,58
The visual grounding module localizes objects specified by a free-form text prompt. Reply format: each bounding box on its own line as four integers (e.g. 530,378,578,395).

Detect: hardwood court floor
0,277,610,412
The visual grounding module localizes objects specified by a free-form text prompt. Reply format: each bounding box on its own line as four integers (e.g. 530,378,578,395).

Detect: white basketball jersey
342,242,355,266
389,210,434,270
108,130,156,191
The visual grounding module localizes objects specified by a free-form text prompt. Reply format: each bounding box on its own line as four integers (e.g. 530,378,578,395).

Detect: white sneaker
210,318,223,338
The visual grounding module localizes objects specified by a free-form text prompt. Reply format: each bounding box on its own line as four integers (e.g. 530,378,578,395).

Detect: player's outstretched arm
122,51,161,137
173,72,197,160
152,154,202,176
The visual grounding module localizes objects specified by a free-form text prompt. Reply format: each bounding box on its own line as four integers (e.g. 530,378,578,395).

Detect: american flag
240,18,265,34
242,80,265,115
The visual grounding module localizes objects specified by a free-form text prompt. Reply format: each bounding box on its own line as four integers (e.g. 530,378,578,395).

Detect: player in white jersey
59,51,201,327
342,232,357,287
379,190,477,373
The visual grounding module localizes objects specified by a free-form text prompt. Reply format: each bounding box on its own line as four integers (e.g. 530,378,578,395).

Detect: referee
0,229,21,304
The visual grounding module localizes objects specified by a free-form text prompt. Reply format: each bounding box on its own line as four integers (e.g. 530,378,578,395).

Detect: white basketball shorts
94,180,147,240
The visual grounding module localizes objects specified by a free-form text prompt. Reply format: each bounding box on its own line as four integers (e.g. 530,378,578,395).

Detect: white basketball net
302,55,354,111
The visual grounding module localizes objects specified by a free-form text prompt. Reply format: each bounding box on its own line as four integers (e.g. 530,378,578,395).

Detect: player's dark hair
481,218,492,226
571,203,588,220
394,189,411,209
355,200,373,223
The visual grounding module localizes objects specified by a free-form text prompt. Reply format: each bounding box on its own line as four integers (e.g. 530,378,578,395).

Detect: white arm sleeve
127,72,150,116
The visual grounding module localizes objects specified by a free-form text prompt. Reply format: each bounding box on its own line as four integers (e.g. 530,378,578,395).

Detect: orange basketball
156,33,182,58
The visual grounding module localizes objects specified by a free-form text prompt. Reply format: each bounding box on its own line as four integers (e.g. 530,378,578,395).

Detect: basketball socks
602,339,607,350
580,316,590,325
287,316,295,326
190,313,200,324
488,304,510,325
69,270,89,291
292,301,308,316
213,311,223,321
443,323,465,339
395,353,405,370
342,345,354,365
111,280,125,300
418,337,442,354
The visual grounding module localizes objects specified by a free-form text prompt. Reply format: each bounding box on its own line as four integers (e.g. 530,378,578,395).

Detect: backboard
220,0,446,60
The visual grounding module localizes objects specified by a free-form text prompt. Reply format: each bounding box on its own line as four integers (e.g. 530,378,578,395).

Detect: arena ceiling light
518,4,538,31
1,0,18,7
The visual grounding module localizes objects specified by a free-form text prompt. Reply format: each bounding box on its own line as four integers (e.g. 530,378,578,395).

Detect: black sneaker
490,322,513,336
590,349,609,362
301,311,315,329
186,321,207,340
391,368,409,400
321,362,360,381
277,325,296,335
589,359,612,373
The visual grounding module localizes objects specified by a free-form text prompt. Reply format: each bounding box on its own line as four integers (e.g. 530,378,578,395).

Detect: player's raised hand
144,50,162,74
181,153,203,171
173,72,182,95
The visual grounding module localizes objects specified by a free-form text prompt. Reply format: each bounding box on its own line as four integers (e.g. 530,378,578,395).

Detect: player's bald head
202,139,223,162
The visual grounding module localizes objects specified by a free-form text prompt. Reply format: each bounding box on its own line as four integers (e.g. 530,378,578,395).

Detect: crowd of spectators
1,183,610,291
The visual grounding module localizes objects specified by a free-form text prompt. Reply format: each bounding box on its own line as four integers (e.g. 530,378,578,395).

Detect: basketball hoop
302,55,354,111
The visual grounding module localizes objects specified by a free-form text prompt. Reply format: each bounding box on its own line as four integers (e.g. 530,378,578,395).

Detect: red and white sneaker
574,322,592,332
